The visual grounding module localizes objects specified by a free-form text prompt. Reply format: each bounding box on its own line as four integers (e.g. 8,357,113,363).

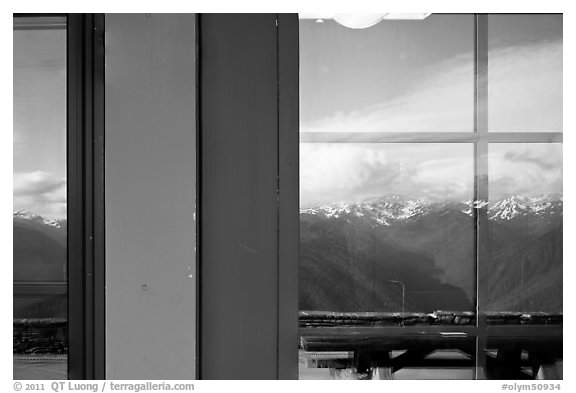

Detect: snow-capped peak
302,194,562,224
301,195,430,226
13,210,63,228
488,195,561,221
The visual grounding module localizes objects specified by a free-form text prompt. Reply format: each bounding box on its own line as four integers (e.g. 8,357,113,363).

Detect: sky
488,144,563,201
13,21,66,219
300,14,475,132
299,14,562,207
300,142,563,207
301,143,474,207
12,15,563,216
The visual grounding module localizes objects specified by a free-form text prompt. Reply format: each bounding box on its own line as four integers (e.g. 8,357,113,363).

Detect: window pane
478,143,562,379
13,16,67,380
484,143,562,312
488,14,562,132
300,14,475,132
299,143,476,379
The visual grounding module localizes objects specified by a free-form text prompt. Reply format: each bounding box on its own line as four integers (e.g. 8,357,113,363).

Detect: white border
2,2,573,391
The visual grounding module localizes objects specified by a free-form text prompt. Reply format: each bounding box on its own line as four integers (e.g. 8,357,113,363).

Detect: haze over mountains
13,211,67,319
300,194,562,314
13,210,66,282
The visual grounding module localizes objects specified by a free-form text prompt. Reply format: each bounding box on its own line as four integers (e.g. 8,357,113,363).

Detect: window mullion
474,13,489,380
300,132,478,143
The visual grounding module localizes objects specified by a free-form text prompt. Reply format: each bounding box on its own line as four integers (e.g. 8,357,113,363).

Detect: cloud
302,52,474,133
300,144,404,206
503,149,560,171
301,144,473,207
301,142,561,207
14,171,65,196
488,40,562,132
489,145,562,200
301,39,561,134
300,39,562,206
13,171,66,219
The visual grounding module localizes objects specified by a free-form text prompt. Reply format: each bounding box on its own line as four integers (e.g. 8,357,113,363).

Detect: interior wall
199,14,299,380
199,14,279,379
105,14,196,379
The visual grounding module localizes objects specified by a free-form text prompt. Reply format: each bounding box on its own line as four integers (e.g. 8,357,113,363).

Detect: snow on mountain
301,195,431,226
301,194,562,224
13,210,64,228
488,195,562,221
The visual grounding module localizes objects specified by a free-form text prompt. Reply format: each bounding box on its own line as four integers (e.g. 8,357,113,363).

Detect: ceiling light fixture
382,13,431,20
333,14,387,29
298,13,432,29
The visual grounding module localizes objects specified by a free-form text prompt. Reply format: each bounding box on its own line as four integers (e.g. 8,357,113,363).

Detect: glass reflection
488,14,562,132
300,14,474,132
13,16,67,380
484,143,562,312
298,12,563,381
477,143,563,380
299,143,476,379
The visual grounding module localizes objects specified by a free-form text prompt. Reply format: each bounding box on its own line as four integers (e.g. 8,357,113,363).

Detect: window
298,13,562,380
13,14,105,380
13,15,68,380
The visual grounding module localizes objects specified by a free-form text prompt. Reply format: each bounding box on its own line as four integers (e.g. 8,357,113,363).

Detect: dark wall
200,14,299,379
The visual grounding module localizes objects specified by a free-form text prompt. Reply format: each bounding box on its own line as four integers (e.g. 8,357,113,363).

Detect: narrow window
13,15,68,379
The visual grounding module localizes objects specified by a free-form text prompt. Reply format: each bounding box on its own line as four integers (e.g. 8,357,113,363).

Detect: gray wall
105,14,196,379
200,14,278,379
199,14,299,379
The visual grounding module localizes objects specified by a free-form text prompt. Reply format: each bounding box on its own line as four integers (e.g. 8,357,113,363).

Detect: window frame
12,13,106,380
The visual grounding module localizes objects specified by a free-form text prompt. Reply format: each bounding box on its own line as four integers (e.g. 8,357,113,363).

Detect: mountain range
13,210,67,281
13,211,67,319
300,194,562,314
302,194,562,225
12,194,563,318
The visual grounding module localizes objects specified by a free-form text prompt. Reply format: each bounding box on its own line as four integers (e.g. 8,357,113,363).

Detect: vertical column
277,14,300,380
105,14,197,379
199,14,280,379
474,13,489,380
